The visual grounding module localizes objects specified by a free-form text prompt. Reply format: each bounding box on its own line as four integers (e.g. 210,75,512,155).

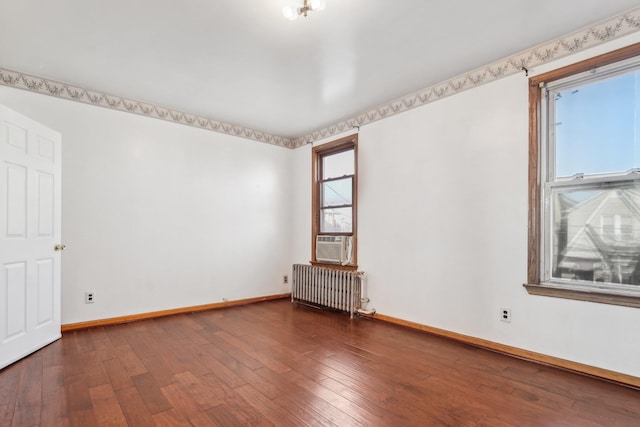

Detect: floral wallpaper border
1,7,639,149
0,68,293,148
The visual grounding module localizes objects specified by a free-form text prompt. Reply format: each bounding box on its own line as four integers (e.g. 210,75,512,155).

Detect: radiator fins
291,264,363,319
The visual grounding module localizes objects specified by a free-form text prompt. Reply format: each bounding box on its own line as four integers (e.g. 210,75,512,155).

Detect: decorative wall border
0,68,294,148
1,6,639,149
291,6,640,147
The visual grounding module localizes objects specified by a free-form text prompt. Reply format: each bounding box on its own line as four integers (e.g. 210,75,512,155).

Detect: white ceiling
1,0,639,139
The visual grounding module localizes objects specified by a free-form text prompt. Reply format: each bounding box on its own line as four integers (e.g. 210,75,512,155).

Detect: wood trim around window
524,42,640,307
311,134,358,269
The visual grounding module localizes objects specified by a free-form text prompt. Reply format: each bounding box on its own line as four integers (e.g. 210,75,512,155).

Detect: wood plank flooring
2,299,639,426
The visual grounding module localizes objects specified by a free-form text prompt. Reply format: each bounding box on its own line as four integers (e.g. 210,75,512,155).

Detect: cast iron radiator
291,264,363,318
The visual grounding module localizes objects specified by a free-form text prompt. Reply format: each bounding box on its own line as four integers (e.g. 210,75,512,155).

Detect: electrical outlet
500,308,511,323
85,292,95,304
283,275,288,284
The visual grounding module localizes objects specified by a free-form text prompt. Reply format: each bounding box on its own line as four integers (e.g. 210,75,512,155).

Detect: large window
526,43,640,307
312,134,357,267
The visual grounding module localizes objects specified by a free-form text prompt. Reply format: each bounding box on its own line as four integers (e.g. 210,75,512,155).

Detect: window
312,134,357,267
526,43,640,307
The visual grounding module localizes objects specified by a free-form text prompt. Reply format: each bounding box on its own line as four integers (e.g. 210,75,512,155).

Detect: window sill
310,261,358,271
523,282,640,308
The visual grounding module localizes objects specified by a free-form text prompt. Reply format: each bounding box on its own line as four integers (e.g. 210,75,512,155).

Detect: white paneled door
0,105,61,369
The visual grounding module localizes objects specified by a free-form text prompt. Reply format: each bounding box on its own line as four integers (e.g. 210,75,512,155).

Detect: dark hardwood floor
1,299,639,426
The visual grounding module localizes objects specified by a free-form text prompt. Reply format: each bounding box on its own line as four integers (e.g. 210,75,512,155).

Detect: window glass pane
550,183,640,285
321,177,352,207
320,207,352,233
322,150,354,179
554,71,640,177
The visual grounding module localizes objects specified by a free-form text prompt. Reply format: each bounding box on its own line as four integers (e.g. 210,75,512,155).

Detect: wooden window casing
311,134,358,269
525,42,640,308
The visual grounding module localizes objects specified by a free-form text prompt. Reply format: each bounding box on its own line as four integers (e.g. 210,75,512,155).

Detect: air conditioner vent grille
315,235,352,265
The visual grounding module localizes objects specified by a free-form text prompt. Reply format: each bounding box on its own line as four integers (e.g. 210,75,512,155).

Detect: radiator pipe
357,308,376,316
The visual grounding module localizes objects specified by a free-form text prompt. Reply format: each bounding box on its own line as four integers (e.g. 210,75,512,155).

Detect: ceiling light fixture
282,0,326,20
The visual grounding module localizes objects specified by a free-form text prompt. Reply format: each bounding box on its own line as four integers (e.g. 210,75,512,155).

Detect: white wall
291,143,312,265
0,87,293,324
292,33,640,378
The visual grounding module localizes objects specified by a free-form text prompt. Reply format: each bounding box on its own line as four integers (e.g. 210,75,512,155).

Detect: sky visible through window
320,148,354,233
554,70,640,179
545,60,640,288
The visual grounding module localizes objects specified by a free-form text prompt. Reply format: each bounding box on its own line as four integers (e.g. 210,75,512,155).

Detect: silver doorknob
54,244,66,251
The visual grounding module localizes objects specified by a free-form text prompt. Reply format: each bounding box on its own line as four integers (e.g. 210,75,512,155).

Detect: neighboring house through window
526,43,640,307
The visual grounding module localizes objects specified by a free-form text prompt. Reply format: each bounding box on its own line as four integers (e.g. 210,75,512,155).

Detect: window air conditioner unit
316,235,353,265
